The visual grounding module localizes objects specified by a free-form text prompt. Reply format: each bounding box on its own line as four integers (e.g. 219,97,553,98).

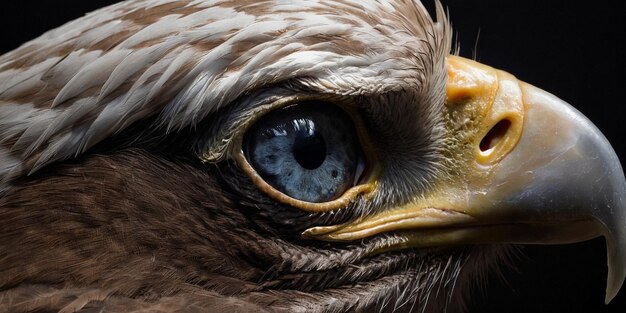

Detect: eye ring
231,96,379,213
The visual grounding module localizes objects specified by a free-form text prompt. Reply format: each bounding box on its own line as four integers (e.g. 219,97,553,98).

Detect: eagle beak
303,56,626,303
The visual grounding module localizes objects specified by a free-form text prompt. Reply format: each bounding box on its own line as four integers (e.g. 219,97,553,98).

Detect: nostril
480,119,511,152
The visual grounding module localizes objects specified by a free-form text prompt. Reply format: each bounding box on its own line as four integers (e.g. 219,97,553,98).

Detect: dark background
1,1,624,312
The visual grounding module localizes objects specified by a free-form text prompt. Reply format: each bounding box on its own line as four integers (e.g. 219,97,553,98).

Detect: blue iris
244,102,363,203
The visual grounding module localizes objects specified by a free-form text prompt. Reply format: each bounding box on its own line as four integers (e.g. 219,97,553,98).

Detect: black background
1,1,625,312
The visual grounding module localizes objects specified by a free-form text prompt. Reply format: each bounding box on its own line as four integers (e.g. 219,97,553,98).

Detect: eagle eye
243,102,366,203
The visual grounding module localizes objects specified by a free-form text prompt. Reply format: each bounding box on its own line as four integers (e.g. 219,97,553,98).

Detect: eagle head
0,1,624,312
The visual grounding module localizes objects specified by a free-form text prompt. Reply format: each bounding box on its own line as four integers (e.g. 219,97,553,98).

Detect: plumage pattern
0,0,448,193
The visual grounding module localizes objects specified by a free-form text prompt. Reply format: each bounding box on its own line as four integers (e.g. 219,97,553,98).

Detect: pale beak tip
606,245,625,303
605,216,626,303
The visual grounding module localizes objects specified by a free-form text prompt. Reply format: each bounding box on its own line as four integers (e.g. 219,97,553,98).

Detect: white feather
52,50,131,107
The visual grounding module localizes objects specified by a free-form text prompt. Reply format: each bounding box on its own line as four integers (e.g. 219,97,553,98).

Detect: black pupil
293,129,326,170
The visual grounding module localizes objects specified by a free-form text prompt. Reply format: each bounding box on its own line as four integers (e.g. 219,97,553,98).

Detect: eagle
0,0,624,312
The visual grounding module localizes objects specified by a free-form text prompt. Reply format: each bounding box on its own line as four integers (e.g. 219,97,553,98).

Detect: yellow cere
446,55,524,165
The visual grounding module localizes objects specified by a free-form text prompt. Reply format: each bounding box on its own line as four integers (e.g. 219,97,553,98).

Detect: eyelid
200,94,305,163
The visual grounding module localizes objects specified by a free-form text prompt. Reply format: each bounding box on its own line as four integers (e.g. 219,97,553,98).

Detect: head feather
0,0,450,192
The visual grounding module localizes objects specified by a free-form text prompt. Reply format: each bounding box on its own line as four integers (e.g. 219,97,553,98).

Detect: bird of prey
0,0,624,312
